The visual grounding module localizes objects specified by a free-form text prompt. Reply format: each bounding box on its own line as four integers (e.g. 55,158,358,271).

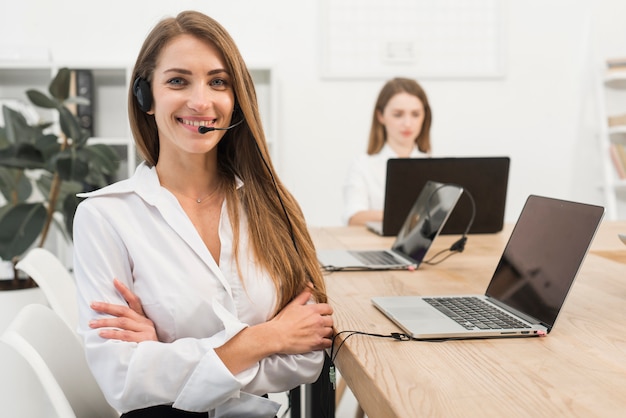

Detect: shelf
609,126,626,145
599,61,626,220
604,70,626,89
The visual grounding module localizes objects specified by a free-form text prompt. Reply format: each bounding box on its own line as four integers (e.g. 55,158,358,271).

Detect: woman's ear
376,109,385,125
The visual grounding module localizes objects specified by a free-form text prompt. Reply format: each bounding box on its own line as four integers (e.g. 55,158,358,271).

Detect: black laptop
367,157,510,236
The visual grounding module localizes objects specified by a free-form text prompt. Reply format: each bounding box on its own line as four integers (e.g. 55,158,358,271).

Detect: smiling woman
72,10,333,417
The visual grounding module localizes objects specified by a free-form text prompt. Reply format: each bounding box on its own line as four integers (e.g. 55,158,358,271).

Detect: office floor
334,386,363,418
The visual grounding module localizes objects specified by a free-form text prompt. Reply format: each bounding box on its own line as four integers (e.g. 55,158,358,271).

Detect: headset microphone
198,118,244,134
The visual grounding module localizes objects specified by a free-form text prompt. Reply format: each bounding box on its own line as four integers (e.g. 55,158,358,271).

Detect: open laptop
371,195,604,340
366,157,510,236
318,181,463,271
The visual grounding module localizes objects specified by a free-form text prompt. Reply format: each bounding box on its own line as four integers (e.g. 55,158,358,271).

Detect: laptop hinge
486,296,545,327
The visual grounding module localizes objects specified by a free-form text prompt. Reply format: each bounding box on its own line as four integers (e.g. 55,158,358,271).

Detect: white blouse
342,143,425,224
73,162,323,416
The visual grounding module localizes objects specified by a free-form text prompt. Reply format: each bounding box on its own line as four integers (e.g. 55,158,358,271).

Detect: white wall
3,0,626,227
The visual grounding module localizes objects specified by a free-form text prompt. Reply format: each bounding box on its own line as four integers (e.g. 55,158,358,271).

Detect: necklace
191,187,220,204
156,165,222,204
169,184,221,204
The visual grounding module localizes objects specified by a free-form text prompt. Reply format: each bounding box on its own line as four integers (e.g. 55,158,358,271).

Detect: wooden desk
588,220,626,264
312,222,626,418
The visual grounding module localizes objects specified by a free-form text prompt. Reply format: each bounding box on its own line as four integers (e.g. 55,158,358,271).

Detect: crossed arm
89,279,334,376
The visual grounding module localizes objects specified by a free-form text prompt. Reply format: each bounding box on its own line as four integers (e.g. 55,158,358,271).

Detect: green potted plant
0,67,120,288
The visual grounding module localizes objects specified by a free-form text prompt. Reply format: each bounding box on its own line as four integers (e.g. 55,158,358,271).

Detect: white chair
1,304,118,418
0,340,58,417
15,247,78,332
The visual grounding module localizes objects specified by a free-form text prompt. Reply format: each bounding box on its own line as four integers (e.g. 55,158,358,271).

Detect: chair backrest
1,304,118,418
0,340,62,417
16,247,78,332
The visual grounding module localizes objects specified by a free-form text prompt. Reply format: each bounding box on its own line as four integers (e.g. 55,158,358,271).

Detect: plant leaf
0,202,47,260
73,125,91,147
0,167,32,203
59,106,83,142
49,67,71,102
85,144,120,175
64,96,90,106
26,89,58,109
35,133,62,161
62,193,83,239
0,144,46,170
54,151,90,182
36,174,82,212
2,105,40,145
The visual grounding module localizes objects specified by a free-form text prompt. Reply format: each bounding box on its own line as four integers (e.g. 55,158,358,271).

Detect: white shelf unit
598,68,626,220
0,61,278,180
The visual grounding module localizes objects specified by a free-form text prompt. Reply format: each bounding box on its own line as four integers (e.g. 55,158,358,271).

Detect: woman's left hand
89,278,158,343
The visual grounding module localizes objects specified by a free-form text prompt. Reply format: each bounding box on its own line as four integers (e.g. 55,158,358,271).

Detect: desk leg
304,353,335,418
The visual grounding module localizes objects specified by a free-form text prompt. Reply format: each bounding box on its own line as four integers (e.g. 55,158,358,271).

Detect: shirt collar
78,161,244,204
380,142,423,158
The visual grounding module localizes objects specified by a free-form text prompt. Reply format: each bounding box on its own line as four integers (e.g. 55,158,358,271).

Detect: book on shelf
610,143,626,179
607,57,626,68
608,114,626,127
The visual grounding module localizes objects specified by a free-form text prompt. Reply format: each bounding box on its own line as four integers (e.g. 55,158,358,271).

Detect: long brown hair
128,11,326,311
367,77,432,155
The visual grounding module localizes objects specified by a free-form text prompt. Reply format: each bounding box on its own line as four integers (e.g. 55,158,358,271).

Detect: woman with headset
73,10,333,417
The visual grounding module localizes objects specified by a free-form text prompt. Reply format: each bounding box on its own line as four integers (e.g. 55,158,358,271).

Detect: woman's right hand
89,278,158,343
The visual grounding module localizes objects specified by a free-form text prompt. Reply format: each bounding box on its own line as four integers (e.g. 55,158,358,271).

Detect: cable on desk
423,187,476,266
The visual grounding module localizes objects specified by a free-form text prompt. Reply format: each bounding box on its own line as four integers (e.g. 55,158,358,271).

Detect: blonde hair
128,11,326,311
367,77,432,155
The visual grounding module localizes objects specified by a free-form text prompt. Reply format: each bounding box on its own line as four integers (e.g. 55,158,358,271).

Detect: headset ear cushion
133,77,153,113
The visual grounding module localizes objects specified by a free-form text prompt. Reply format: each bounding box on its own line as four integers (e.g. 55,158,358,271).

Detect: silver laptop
318,181,463,271
372,195,605,339
365,220,385,236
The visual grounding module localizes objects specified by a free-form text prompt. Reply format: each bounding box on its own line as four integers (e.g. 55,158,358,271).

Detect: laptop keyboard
350,250,400,265
423,296,531,330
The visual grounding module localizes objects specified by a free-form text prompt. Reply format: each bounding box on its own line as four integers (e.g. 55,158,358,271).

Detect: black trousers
120,394,272,418
120,405,208,417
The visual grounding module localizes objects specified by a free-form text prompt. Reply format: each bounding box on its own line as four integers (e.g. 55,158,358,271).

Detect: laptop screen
384,157,510,235
392,181,463,263
486,195,604,329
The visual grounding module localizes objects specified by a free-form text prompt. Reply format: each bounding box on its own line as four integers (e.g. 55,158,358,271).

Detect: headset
133,77,152,113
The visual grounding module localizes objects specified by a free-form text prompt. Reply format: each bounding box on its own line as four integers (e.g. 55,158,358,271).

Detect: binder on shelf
68,69,94,137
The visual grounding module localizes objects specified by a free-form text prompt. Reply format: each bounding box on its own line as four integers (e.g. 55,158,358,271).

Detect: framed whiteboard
320,0,505,79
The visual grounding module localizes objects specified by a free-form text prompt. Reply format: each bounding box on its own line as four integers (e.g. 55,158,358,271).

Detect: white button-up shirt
342,143,425,224
73,162,323,416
